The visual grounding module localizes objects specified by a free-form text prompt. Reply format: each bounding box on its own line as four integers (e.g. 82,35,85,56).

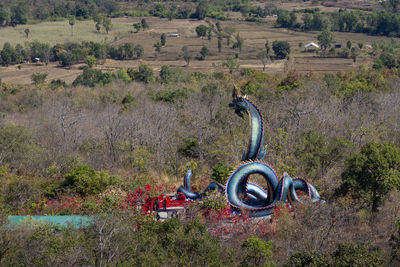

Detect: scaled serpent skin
177,88,321,217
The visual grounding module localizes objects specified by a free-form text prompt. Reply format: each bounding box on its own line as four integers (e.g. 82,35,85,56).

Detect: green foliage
240,236,275,267
317,30,333,50
276,10,293,28
295,130,352,178
196,24,209,38
24,28,29,38
150,87,188,103
0,123,39,167
379,52,397,69
50,79,66,90
233,34,244,52
178,137,199,158
129,64,154,83
223,57,239,74
0,169,42,210
117,68,131,83
338,142,400,211
277,71,300,92
84,55,96,68
200,191,226,211
161,33,166,46
141,18,149,30
31,72,47,85
159,65,187,84
154,41,162,54
63,165,121,196
102,17,113,34
241,80,262,95
332,243,384,267
182,45,192,66
211,162,233,184
272,40,291,59
286,251,329,267
134,44,144,58
129,147,153,172
72,68,115,87
287,243,383,267
199,45,209,60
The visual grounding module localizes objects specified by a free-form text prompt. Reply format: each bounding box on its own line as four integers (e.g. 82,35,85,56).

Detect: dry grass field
0,14,398,84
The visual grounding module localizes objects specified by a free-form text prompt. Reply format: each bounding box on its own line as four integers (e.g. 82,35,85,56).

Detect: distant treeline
0,41,144,67
0,0,119,25
276,8,400,38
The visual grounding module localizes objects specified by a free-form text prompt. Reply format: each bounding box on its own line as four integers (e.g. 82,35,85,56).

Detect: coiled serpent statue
177,88,321,217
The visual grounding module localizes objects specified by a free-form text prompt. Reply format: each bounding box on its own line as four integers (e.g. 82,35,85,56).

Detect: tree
85,55,96,68
295,130,352,178
222,57,239,74
63,165,120,196
24,28,29,38
102,17,113,34
31,72,47,85
10,3,27,25
276,10,291,27
338,142,400,212
160,33,166,46
332,243,384,267
240,236,274,267
223,26,236,46
196,25,208,38
312,12,326,30
182,46,192,66
265,40,270,54
68,16,75,36
134,44,144,58
96,23,101,33
0,42,16,66
199,45,209,60
195,2,208,20
134,64,154,83
350,47,360,63
302,13,314,31
141,19,149,30
272,40,291,59
0,8,10,26
287,251,329,267
211,163,233,184
346,40,352,50
154,42,162,56
133,22,141,33
234,34,244,52
317,29,333,50
257,50,270,71
217,34,222,53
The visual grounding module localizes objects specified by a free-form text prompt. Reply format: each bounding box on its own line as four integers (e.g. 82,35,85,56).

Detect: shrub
63,165,121,196
211,163,233,184
72,68,115,87
240,236,275,267
149,87,188,103
286,251,329,267
31,72,47,85
272,40,291,59
129,64,154,83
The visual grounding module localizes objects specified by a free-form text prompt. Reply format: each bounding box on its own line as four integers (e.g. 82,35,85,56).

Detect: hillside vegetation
0,0,400,266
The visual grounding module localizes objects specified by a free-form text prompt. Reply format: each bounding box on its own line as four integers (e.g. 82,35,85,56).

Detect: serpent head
229,87,249,118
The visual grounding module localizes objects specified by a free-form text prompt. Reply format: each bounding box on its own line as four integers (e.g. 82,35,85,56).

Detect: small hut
304,42,319,51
